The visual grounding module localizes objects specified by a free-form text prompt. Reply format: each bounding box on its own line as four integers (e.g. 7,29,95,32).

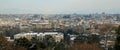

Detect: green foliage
14,35,68,50
116,25,120,35
64,34,70,44
54,42,65,50
3,27,21,39
88,35,99,43
74,35,99,44
43,35,56,47
14,37,31,48
114,25,120,50
31,37,38,43
14,35,66,50
29,37,47,50
36,41,47,50
74,35,88,44
67,29,79,35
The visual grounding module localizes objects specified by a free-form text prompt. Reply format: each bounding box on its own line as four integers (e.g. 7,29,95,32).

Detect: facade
14,33,37,40
14,32,63,42
32,21,51,29
5,37,11,41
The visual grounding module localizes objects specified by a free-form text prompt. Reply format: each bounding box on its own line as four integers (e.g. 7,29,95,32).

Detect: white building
14,32,63,42
14,33,37,40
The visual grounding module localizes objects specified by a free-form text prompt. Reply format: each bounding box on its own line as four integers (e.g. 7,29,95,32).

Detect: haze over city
1,0,120,50
0,0,120,14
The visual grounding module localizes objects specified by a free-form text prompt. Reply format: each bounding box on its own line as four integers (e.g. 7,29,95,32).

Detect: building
32,23,51,29
5,37,11,41
14,32,63,42
14,33,37,40
31,20,52,29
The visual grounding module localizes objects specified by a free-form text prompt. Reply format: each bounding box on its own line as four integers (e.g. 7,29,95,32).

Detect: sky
0,0,120,14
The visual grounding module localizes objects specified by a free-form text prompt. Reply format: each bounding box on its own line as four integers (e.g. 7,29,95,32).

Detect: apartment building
14,32,63,42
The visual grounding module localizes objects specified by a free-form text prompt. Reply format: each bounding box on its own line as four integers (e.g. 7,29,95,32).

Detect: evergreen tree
74,35,88,44
114,25,120,50
14,37,31,49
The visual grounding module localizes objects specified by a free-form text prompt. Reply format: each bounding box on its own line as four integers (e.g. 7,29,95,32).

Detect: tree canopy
114,25,120,50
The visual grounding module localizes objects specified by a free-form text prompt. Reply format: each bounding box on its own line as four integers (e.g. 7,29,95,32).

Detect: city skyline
0,0,120,14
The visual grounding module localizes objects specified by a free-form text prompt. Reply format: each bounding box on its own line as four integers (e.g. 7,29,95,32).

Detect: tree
68,43,103,50
15,46,27,50
44,35,56,46
54,42,65,50
0,35,13,50
36,41,47,50
67,29,79,35
43,35,56,50
4,27,21,39
114,25,120,50
14,37,31,49
87,35,100,43
74,35,88,44
29,37,45,50
64,34,70,44
0,35,27,50
31,37,38,44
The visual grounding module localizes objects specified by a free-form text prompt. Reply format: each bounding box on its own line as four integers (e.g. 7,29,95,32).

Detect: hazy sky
0,0,120,14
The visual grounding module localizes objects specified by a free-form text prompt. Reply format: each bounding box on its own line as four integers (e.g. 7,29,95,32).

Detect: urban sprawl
0,13,120,50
